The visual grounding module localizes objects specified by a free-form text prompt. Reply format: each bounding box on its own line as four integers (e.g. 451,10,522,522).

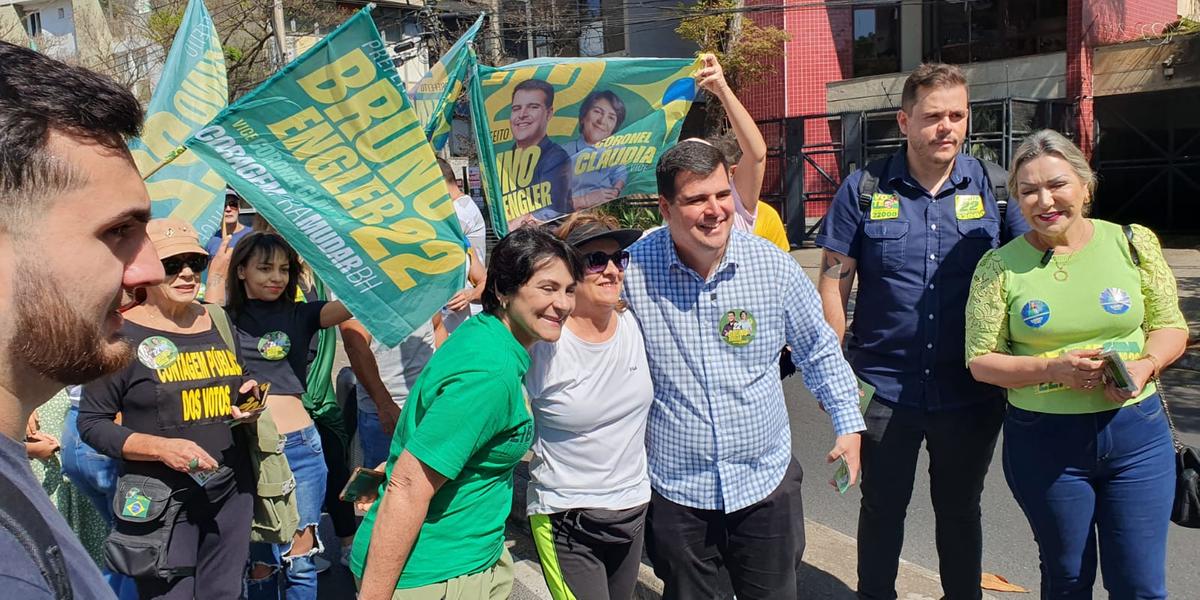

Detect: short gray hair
1009,129,1096,199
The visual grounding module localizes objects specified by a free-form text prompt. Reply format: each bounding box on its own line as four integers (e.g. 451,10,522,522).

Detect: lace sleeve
1130,224,1188,333
965,250,1011,364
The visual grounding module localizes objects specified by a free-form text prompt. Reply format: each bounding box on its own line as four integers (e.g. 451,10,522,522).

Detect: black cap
563,222,642,250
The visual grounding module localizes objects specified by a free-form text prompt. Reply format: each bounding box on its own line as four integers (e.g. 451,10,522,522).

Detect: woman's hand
155,438,218,473
229,380,265,425
444,289,474,313
1047,349,1104,390
1103,358,1156,403
696,53,731,97
25,431,60,460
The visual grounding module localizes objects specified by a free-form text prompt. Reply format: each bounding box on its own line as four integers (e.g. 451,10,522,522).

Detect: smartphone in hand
1099,350,1138,394
237,382,271,413
340,467,386,503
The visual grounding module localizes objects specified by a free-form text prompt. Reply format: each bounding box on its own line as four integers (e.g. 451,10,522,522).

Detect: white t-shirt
453,194,487,264
355,320,435,414
523,310,654,515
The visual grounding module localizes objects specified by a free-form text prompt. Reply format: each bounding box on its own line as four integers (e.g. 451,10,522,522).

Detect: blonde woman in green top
965,129,1188,598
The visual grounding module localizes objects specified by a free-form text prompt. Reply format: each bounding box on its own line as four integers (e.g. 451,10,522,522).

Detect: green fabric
238,406,301,544
29,390,110,566
529,514,577,600
350,313,533,589
300,278,347,447
965,220,1186,414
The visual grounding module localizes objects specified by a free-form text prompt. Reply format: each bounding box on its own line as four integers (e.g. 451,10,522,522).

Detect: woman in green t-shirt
353,227,583,600
965,129,1188,598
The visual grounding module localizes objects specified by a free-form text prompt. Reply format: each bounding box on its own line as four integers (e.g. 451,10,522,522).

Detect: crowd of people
0,37,1190,600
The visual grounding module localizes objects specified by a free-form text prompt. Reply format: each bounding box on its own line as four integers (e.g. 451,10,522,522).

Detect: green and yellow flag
410,14,483,151
470,56,700,235
185,8,466,346
129,0,228,241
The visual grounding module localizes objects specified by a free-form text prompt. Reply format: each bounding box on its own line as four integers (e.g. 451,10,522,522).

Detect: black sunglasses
162,254,209,276
583,250,630,274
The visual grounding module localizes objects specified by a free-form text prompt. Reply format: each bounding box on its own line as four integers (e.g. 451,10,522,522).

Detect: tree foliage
676,0,789,92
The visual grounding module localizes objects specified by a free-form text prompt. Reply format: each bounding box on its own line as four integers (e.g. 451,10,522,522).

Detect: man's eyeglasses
583,250,630,274
225,198,240,209
162,254,209,277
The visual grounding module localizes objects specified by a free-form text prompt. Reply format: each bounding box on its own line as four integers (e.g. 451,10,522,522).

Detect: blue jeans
357,409,391,470
247,424,329,600
1003,395,1175,599
60,404,138,600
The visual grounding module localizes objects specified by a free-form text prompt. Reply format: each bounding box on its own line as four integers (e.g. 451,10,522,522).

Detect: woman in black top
209,231,352,600
79,218,260,599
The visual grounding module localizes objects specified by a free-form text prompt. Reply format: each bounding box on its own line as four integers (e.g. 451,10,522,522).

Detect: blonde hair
1009,129,1097,201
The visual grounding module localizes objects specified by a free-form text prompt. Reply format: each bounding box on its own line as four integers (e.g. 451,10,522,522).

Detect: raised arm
697,53,766,212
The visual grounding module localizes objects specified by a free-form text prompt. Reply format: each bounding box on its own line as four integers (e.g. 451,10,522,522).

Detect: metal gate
760,97,1075,244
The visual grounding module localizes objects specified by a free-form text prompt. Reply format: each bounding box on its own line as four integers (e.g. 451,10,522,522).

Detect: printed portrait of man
500,78,571,226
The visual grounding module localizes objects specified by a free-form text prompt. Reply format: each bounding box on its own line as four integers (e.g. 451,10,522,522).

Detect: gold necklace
1050,250,1077,282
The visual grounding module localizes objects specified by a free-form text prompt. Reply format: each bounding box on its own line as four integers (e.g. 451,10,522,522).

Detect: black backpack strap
979,159,1009,222
1123,224,1141,266
856,157,892,214
0,471,73,598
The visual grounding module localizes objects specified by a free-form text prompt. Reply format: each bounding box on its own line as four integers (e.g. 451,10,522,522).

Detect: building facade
739,0,1200,238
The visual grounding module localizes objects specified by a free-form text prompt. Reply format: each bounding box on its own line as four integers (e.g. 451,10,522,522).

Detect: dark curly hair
0,41,143,232
481,226,583,314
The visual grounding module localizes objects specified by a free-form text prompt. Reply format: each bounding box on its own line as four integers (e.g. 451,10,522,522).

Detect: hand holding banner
470,57,700,235
186,8,467,347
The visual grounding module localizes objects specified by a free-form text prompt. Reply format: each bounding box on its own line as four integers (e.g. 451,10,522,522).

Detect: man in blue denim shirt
816,64,1028,600
625,141,865,599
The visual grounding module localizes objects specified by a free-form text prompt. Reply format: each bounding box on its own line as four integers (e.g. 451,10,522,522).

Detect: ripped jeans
247,424,329,600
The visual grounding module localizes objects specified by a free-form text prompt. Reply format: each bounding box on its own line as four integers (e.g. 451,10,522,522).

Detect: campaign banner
128,0,228,242
410,13,483,152
185,7,467,346
469,56,699,235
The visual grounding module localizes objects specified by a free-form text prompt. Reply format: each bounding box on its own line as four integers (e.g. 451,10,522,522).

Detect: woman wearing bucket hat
523,212,654,600
78,217,262,599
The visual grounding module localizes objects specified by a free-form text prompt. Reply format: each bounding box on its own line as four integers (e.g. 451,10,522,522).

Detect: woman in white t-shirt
524,213,654,600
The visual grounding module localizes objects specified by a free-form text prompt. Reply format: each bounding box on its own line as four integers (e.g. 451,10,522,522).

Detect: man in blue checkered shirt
622,140,866,599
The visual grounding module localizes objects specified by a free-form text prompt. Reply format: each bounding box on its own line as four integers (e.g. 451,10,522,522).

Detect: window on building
57,8,65,19
25,11,42,38
853,2,901,77
925,0,1066,64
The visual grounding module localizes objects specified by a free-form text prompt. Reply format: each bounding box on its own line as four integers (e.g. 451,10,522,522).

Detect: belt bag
103,472,195,579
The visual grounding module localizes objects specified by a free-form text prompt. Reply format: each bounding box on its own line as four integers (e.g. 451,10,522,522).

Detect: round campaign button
258,331,291,361
137,336,179,370
1099,287,1132,315
1021,300,1051,329
718,309,757,347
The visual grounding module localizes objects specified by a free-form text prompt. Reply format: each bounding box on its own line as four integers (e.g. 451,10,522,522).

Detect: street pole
272,0,289,67
524,0,534,59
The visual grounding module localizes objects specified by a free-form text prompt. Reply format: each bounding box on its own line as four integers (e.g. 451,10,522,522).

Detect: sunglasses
583,250,630,274
162,254,209,276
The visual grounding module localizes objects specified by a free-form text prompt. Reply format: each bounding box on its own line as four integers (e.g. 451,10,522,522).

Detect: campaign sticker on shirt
137,336,179,370
1021,299,1052,329
257,331,291,361
719,309,757,346
1100,287,1132,315
869,193,900,220
955,195,986,220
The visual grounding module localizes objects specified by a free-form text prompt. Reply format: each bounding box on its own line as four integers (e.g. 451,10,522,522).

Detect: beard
9,260,133,385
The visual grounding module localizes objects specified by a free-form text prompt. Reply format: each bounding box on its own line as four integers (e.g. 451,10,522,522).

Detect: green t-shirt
349,313,533,588
965,220,1188,414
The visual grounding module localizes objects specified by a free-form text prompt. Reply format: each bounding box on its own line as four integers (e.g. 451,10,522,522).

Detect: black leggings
316,420,357,539
135,465,254,599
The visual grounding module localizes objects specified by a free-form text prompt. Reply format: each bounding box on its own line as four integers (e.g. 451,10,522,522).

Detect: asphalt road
784,365,1200,597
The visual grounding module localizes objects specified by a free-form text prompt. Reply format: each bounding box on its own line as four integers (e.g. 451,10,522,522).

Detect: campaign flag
410,13,483,151
469,56,700,235
129,0,228,241
185,7,467,346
